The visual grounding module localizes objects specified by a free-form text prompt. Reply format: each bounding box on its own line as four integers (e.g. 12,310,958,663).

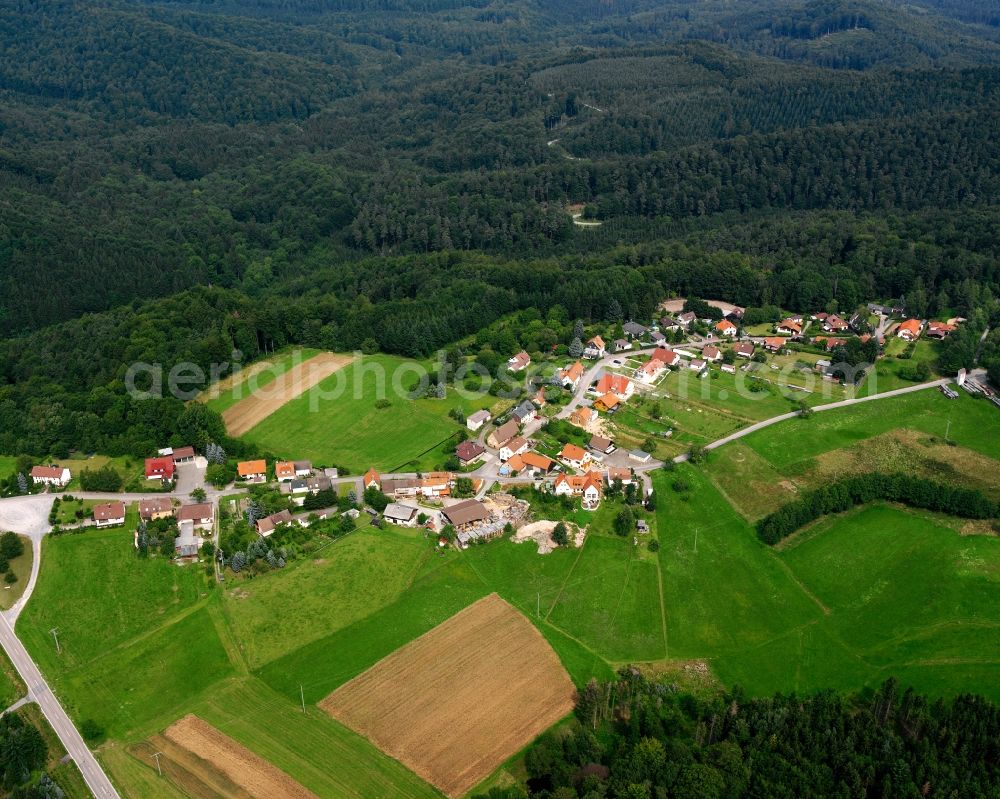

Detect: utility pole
300,685,306,713
152,751,163,777
49,628,60,654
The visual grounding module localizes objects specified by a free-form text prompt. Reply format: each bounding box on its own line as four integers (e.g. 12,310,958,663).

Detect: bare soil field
200,359,276,402
320,593,576,798
161,715,319,799
222,353,355,436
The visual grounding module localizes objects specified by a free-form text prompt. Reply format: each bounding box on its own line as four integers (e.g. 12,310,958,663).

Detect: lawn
859,338,942,397
221,527,432,668
0,646,25,710
237,353,497,472
50,498,98,526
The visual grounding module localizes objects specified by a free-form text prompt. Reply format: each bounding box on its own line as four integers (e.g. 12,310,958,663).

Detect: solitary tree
552,522,569,546
569,337,584,358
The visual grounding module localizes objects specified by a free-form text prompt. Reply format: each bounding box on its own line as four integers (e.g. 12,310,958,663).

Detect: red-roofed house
583,336,606,359
560,361,585,391
553,472,603,508
702,345,722,362
363,468,381,490
145,456,175,483
93,501,126,528
594,373,634,401
30,466,71,487
733,342,755,358
275,461,297,482
763,337,786,352
560,444,591,470
896,319,923,341
715,319,738,337
926,321,957,339
636,359,665,384
507,351,531,372
651,348,681,368
776,319,803,336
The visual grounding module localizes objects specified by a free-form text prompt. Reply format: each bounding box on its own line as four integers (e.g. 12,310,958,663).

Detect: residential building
511,400,537,424
519,451,555,475
733,342,755,358
171,446,196,463
720,363,736,373
702,345,722,362
507,351,531,372
589,435,615,455
275,461,297,482
897,319,923,341
594,372,634,401
93,501,126,527
715,319,737,337
822,314,849,333
363,468,381,490
775,319,802,336
677,311,696,327
629,450,652,463
636,359,664,384
651,348,681,368
257,509,294,536
466,409,492,432
499,436,528,462
455,440,486,466
138,498,173,522
605,466,633,486
594,393,621,412
570,406,594,428
583,336,606,359
622,322,647,340
177,503,214,529
659,315,681,332
612,338,631,353
560,443,591,470
552,472,602,508
926,321,957,339
689,358,708,374
649,330,666,346
559,361,585,391
442,499,490,529
145,456,175,482
763,337,786,352
383,503,419,527
487,419,520,449
237,460,267,482
29,466,71,487
294,460,312,477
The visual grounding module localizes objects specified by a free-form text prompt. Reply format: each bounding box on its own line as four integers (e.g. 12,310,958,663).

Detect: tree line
756,472,998,545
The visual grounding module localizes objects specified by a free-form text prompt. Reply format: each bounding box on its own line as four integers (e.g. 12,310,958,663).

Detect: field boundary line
544,537,588,622
654,548,669,660
767,553,831,616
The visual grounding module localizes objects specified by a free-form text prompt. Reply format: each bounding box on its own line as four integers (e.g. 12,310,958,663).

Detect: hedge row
756,472,998,545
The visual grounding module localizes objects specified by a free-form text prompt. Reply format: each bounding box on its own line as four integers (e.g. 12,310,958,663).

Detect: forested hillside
1,0,1000,456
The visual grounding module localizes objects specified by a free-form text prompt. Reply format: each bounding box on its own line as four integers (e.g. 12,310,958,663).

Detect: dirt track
222,353,355,436
320,593,576,798
163,715,319,799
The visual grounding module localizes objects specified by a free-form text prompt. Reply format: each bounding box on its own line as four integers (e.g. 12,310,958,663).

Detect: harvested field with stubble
162,715,320,799
222,352,355,436
320,593,576,798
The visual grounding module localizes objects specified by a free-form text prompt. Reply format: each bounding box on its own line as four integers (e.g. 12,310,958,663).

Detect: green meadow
238,353,498,471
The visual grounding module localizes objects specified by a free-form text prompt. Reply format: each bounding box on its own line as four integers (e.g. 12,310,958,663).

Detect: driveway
174,462,206,495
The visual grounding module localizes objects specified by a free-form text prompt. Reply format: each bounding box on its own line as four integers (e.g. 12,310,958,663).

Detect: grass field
0,534,33,611
0,646,25,710
238,354,497,472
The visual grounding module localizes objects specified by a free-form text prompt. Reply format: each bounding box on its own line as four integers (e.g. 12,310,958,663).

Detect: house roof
817,337,846,351
145,456,174,473
257,509,293,534
928,321,956,334
661,315,680,326
384,503,418,522
715,319,736,333
513,400,536,420
490,419,520,446
93,501,126,521
503,436,527,453
561,361,585,383
778,319,802,333
139,498,173,517
589,435,613,453
678,311,696,323
293,460,312,471
275,461,296,478
468,409,491,424
177,503,213,521
442,499,490,527
561,443,588,462
455,441,485,461
702,345,721,359
238,459,266,476
595,392,620,410
639,360,663,376
623,322,647,336
364,467,380,485
734,342,755,355
898,319,923,337
605,467,632,483
651,348,680,366
764,337,786,349
587,335,605,349
507,351,531,369
171,446,195,459
691,359,707,369
570,407,593,426
595,373,632,396
555,471,603,494
521,451,555,471
30,466,66,479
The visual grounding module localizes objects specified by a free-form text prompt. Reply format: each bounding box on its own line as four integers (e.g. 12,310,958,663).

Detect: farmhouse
702,345,722,362
507,351,531,372
455,440,486,466
589,435,615,455
559,361,585,391
583,336,606,359
763,337,786,352
383,503,419,527
897,319,923,341
177,503,214,529
257,509,294,537
275,461,297,482
383,472,454,499
466,409,492,432
715,319,737,337
560,443,591,470
569,406,594,428
622,322,647,340
237,460,267,483
776,319,802,336
145,456,175,483
30,465,71,487
93,501,126,528
594,373,634,401
651,348,681,368
442,499,490,529
499,436,529,462
487,419,520,449
733,342,755,358
363,468,381,490
139,498,173,521
927,321,957,339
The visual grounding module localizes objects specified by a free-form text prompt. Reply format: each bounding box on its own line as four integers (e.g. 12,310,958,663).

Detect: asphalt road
0,613,120,798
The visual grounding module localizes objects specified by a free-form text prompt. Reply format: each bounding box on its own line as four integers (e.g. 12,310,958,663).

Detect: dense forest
475,670,1000,798
2,0,1000,456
